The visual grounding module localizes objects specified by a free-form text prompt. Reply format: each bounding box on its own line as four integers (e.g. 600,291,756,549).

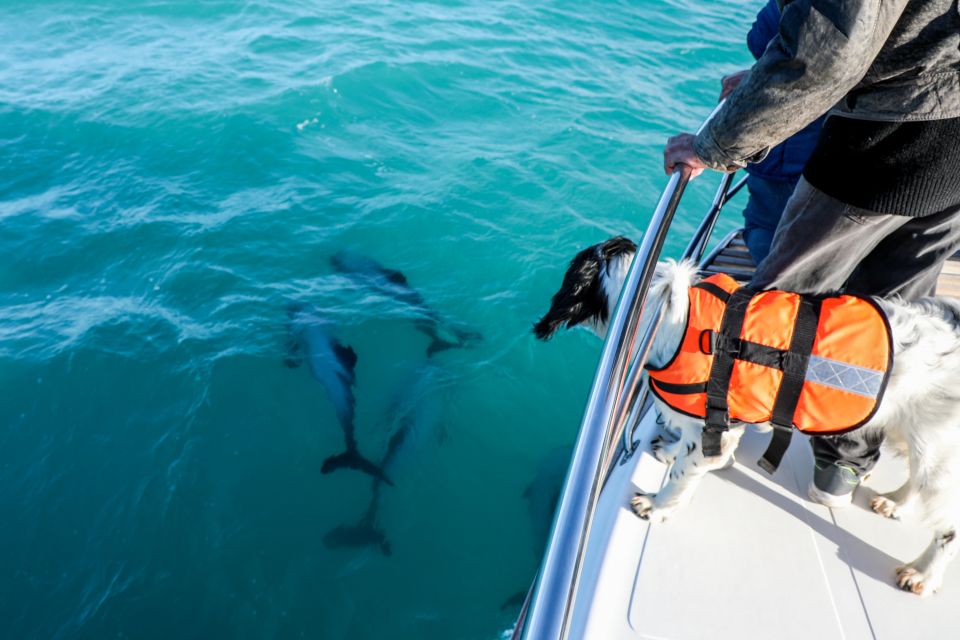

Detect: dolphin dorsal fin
523,482,534,499
333,343,358,371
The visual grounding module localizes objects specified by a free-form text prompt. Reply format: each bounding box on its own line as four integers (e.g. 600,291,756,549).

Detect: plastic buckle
714,333,741,357
705,395,730,428
702,426,725,457
757,457,777,475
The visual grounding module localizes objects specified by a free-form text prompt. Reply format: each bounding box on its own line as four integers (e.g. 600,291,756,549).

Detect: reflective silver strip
804,355,883,398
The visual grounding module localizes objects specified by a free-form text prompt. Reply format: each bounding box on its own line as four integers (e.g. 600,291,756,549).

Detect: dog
535,237,960,597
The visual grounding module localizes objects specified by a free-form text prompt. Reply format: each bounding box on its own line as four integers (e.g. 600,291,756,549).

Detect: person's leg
748,179,914,505
809,431,885,474
844,202,960,300
750,177,909,293
741,175,799,264
807,430,886,507
804,203,960,505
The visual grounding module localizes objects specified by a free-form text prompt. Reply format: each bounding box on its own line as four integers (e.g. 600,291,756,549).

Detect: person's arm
693,0,910,172
719,70,749,101
717,3,779,113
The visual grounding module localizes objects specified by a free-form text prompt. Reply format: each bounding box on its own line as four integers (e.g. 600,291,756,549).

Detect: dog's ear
534,237,640,340
534,244,606,340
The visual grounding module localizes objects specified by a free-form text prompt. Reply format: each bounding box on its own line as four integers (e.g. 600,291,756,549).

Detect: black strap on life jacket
757,296,823,474
693,280,732,302
674,282,824,467
701,285,754,457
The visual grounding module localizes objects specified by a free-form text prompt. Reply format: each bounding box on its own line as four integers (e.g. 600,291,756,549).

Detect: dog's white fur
595,253,634,339
605,259,960,596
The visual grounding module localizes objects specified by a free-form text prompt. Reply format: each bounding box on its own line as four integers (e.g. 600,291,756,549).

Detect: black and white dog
535,237,960,597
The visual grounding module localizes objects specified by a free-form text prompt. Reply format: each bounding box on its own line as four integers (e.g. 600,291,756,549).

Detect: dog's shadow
718,466,901,585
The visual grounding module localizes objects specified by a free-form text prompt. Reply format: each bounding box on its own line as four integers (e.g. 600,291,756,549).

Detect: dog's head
533,237,697,351
533,236,637,341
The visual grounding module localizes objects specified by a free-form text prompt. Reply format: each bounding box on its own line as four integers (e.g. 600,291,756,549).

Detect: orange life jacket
646,273,893,472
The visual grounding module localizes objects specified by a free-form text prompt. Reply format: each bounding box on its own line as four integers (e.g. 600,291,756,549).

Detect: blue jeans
742,174,800,264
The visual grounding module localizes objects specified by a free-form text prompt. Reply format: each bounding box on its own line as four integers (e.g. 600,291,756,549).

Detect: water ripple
0,1,756,638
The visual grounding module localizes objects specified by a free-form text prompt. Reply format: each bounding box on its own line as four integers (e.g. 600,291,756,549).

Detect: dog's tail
322,448,394,486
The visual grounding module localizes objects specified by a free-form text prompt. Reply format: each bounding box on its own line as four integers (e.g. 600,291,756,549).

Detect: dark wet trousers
750,177,960,474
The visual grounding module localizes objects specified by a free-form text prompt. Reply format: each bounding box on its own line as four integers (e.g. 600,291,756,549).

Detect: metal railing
514,111,746,639
614,171,745,461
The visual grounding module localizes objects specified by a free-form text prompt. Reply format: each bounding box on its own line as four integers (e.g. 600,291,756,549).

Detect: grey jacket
695,0,960,171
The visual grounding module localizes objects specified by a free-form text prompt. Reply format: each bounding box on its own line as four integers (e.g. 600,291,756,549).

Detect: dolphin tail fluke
426,325,483,357
426,336,460,358
322,521,393,557
321,449,394,486
454,326,483,345
352,453,395,487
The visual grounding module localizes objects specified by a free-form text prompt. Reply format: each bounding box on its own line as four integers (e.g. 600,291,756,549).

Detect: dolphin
330,250,482,357
322,362,452,555
322,495,392,556
320,424,405,557
380,362,450,468
497,446,571,611
524,445,572,554
286,303,392,486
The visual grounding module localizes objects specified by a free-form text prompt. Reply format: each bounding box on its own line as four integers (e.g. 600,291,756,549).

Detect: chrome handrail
684,172,746,264
518,167,691,640
613,170,744,460
516,103,745,640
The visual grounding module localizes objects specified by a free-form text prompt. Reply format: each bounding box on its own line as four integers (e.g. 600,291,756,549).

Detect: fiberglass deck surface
570,408,960,640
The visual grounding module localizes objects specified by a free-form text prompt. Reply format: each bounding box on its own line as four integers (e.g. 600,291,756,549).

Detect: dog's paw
630,493,655,521
630,493,674,523
896,566,934,596
870,495,900,519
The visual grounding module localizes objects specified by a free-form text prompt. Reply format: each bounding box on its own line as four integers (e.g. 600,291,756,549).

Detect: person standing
723,0,826,263
662,0,960,506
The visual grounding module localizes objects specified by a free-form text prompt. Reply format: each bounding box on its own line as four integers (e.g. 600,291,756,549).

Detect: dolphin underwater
379,362,450,471
322,362,452,555
321,410,413,557
330,250,482,357
499,445,572,612
286,303,392,485
320,419,413,557
524,445,571,552
322,496,392,556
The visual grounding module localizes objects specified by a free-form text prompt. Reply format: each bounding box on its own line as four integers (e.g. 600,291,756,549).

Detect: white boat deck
570,405,960,640
567,239,960,639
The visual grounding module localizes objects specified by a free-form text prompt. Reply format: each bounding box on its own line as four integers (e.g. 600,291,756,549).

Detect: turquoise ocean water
1,2,757,638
